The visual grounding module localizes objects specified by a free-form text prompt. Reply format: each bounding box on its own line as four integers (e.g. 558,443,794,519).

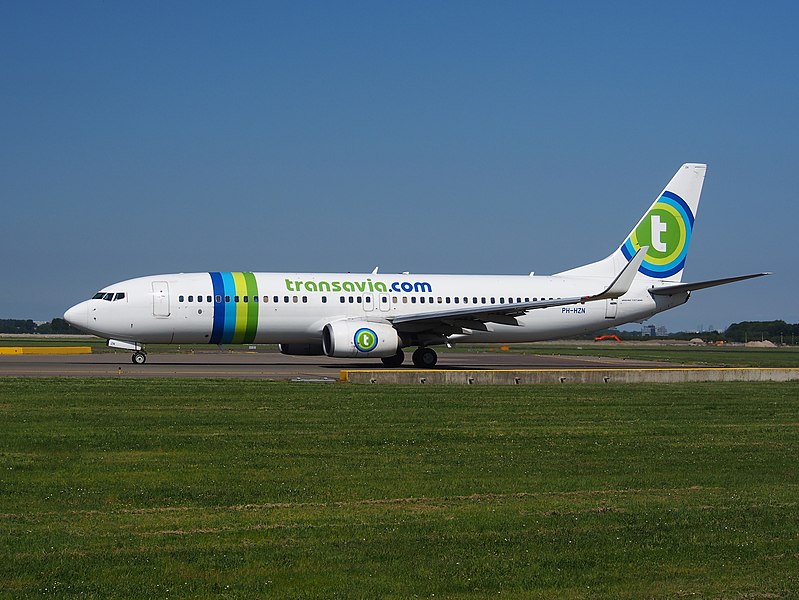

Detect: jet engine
322,320,400,358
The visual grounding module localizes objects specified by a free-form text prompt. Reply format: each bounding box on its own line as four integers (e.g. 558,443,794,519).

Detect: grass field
1,379,798,598
451,343,799,368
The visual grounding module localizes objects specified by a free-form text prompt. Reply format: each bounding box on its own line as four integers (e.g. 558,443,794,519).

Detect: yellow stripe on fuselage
231,271,249,343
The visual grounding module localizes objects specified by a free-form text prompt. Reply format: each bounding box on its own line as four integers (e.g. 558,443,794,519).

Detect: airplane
64,163,768,367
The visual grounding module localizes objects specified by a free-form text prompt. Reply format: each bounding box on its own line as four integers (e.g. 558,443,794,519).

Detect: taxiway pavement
0,349,684,380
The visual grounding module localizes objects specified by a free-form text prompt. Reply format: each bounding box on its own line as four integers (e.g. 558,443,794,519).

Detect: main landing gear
412,347,437,368
381,349,405,367
131,351,147,365
378,347,438,368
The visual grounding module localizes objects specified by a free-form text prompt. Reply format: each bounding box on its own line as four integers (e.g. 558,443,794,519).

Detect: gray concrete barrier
340,368,799,384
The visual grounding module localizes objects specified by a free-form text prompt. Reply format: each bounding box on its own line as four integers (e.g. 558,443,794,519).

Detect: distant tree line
0,318,83,335
724,320,799,344
570,321,798,344
2,318,797,344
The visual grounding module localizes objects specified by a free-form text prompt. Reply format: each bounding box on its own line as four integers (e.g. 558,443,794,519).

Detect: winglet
581,247,648,303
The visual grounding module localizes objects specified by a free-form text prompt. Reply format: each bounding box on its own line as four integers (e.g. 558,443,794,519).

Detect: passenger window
437,297,442,303
472,297,477,304
419,297,425,303
340,297,346,303
356,297,361,303
392,297,398,304
302,296,308,303
445,297,451,303
234,295,240,303
411,297,416,304
517,297,521,303
454,297,459,304
215,295,221,303
188,296,193,302
481,297,486,304
382,296,387,303
525,297,530,302
207,296,212,303
253,296,258,303
243,296,248,303
322,296,327,303
365,296,371,303
273,296,278,303
179,295,185,302
490,297,495,304
463,297,468,303
284,296,289,303
293,296,298,303
402,297,408,303
500,297,505,304
348,297,354,303
225,295,231,303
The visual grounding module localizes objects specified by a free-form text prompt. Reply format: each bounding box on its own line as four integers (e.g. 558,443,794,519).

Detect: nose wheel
412,347,437,368
131,351,147,365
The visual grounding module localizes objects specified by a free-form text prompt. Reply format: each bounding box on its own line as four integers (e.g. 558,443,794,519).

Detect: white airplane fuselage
65,271,686,345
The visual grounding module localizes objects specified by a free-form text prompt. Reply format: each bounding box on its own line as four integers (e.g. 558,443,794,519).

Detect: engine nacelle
279,343,325,356
322,320,400,358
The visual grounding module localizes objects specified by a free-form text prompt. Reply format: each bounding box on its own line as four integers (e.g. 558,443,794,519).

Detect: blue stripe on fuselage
210,272,225,344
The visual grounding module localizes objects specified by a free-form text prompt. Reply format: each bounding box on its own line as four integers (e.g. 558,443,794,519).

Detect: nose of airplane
63,302,88,331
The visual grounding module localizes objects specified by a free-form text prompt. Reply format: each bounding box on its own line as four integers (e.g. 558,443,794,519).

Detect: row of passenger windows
177,294,554,305
92,292,126,301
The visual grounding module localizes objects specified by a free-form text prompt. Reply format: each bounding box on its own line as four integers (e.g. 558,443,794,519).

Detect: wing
390,247,648,333
648,272,771,296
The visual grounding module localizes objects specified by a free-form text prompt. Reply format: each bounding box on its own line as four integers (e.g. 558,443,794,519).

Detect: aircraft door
363,293,374,312
152,281,170,317
605,298,618,319
378,294,390,312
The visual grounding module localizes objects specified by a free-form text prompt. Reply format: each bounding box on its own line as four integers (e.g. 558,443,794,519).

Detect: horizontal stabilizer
649,273,771,296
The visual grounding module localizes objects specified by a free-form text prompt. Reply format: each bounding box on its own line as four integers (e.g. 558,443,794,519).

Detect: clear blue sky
2,1,797,331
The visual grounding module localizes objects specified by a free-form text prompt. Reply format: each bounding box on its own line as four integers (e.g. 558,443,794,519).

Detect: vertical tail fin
557,163,707,283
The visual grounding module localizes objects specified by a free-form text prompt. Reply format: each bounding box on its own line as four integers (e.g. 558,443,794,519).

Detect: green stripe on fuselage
244,272,259,343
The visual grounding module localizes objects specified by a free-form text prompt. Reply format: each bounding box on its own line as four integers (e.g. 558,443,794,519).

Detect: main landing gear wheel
131,351,147,365
381,349,405,367
412,347,437,368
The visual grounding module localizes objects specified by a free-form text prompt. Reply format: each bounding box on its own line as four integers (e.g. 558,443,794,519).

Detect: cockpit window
114,292,125,301
92,292,104,299
103,293,114,301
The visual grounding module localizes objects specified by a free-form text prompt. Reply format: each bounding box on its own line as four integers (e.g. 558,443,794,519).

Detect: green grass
1,379,798,598
456,343,799,368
